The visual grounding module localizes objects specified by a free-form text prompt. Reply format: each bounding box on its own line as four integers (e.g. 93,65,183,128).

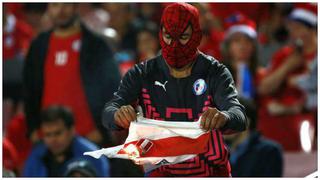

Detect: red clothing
42,32,95,136
3,137,19,171
3,14,33,60
4,3,24,20
5,114,32,169
257,46,316,151
267,46,315,106
199,29,224,60
209,3,269,25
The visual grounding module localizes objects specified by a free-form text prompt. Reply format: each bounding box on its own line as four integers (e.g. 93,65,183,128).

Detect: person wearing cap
22,105,110,177
221,12,261,101
103,3,247,177
64,159,97,177
257,3,317,150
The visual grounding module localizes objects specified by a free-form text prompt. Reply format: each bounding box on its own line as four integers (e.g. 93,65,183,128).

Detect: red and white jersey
85,116,212,173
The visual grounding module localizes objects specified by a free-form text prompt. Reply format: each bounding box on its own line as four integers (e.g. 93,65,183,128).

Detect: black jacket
23,23,121,139
103,52,248,176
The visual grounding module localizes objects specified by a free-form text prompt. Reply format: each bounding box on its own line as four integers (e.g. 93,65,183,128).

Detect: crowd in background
2,2,317,177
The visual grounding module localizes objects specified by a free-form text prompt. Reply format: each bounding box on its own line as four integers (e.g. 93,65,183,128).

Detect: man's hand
200,107,228,131
285,52,303,72
114,105,137,129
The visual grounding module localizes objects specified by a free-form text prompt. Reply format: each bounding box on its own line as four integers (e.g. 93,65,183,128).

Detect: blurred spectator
23,3,121,145
289,56,317,111
194,3,224,60
209,3,269,25
258,3,317,115
117,22,160,76
23,3,48,35
257,3,317,151
258,3,292,67
3,4,34,61
78,3,110,34
136,3,162,26
64,159,97,177
3,3,34,135
224,98,283,177
3,3,25,20
136,22,159,62
22,105,110,177
3,137,19,176
102,3,141,72
4,114,32,175
102,4,140,54
221,13,260,101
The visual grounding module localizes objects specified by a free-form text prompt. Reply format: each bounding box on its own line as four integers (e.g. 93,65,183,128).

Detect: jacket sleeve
23,39,40,137
102,64,143,130
210,63,248,134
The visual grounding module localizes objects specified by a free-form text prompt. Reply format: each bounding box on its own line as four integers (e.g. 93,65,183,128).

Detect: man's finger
215,113,227,129
215,118,225,129
120,107,132,122
118,110,130,128
200,110,209,129
115,112,125,128
205,111,216,130
126,106,137,121
211,113,219,129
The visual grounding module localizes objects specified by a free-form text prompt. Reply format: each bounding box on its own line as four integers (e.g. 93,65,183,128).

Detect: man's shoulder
28,142,47,158
253,135,283,155
30,30,52,46
73,136,99,152
198,52,228,74
129,54,162,75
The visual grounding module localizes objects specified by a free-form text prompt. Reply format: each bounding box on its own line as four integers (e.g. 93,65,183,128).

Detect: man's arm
211,64,248,133
258,50,303,95
102,64,143,130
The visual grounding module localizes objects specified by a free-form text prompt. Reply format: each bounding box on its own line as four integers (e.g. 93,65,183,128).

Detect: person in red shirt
3,4,34,137
3,8,34,60
257,3,317,151
24,3,121,146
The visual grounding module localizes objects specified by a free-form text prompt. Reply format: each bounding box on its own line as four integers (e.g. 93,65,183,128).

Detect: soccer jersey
103,52,247,176
42,32,95,136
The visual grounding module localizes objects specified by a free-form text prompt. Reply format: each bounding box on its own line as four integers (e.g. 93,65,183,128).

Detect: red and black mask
159,3,202,69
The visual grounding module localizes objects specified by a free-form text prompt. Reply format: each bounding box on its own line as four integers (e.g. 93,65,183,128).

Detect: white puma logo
155,81,168,92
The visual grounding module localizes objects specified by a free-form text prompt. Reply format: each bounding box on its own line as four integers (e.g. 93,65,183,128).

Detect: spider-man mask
159,3,202,69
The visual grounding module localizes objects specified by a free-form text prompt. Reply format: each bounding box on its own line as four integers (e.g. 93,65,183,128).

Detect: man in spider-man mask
103,3,247,177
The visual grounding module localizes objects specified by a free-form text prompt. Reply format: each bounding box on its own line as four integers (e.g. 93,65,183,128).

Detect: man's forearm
258,64,290,95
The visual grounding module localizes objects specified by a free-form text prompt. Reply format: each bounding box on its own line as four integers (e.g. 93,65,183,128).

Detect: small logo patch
193,79,207,96
156,159,169,166
72,39,81,52
155,80,168,92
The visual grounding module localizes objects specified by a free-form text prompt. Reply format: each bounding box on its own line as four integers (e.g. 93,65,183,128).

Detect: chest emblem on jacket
193,79,207,95
154,80,168,92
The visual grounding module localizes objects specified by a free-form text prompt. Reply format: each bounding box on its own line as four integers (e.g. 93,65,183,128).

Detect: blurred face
137,31,159,59
162,25,192,45
228,33,254,62
103,4,130,30
47,3,77,29
287,20,315,45
41,119,74,155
